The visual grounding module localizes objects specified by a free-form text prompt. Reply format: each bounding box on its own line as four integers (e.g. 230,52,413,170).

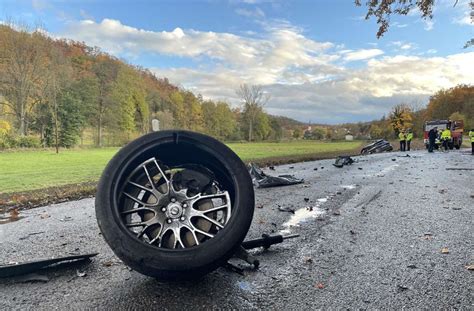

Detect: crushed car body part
333,156,355,168
0,253,98,278
248,163,304,188
360,139,393,155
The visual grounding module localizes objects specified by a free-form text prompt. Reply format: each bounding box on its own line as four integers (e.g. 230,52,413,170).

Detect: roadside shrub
16,136,41,148
0,135,41,149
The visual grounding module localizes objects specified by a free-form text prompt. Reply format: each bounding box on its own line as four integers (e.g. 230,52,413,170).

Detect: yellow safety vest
398,132,405,141
441,129,451,140
469,130,474,142
406,133,413,141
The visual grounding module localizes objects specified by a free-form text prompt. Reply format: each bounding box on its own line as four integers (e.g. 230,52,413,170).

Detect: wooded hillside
0,24,302,149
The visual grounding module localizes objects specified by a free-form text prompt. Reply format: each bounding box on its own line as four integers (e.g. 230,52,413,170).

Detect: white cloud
423,19,434,30
59,18,474,123
154,52,474,122
452,0,473,26
235,7,265,18
343,49,384,61
453,11,473,25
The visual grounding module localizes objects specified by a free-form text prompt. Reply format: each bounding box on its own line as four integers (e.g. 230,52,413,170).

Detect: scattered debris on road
333,156,355,168
0,253,98,278
445,167,474,171
360,139,393,155
241,233,299,250
249,163,304,188
76,270,87,277
278,206,295,214
19,231,45,240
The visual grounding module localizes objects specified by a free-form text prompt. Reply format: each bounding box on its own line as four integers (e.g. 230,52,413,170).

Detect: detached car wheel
95,130,254,280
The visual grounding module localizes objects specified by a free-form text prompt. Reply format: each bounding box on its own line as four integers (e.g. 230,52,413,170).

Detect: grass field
0,141,362,194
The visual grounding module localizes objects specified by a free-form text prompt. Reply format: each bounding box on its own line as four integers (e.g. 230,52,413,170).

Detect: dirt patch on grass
0,182,97,211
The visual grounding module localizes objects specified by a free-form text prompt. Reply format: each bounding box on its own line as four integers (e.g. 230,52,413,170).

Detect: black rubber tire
455,144,460,150
95,130,254,280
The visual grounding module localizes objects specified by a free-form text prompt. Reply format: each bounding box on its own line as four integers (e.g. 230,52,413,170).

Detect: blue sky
2,0,473,123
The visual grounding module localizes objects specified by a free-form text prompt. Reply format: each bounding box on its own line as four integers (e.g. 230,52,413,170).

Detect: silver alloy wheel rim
119,157,232,249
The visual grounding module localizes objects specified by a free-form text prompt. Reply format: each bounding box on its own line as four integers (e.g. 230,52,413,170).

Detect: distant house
345,133,354,141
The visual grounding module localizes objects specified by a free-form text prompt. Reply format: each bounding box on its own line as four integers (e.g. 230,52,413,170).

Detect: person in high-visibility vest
469,128,474,155
440,128,452,151
406,129,413,151
398,130,406,152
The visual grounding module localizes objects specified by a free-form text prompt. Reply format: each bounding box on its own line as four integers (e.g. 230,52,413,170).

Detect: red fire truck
423,120,464,150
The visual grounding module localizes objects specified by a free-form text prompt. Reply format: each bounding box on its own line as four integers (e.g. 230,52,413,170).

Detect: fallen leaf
333,210,341,216
102,261,114,267
256,204,263,209
315,283,324,289
9,209,19,220
40,213,50,219
441,248,449,254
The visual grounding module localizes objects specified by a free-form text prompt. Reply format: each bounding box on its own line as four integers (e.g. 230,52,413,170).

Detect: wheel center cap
167,202,183,219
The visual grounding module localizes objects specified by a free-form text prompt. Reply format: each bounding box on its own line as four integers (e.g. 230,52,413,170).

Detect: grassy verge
0,140,362,209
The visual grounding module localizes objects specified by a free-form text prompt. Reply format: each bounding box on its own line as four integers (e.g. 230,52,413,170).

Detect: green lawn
0,140,361,194
227,141,361,160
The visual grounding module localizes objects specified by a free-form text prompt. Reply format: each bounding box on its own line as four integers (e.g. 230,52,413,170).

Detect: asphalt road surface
1,149,473,310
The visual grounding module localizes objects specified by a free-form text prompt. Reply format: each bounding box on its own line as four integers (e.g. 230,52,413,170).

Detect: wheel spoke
128,180,152,192
121,207,156,215
201,204,229,214
126,221,147,228
142,165,156,190
195,192,228,201
123,192,156,207
152,158,170,184
193,228,215,238
173,230,186,249
182,225,200,246
193,213,224,229
148,227,163,245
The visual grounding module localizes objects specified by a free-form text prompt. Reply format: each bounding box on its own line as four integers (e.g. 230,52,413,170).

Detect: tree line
0,24,288,150
367,85,474,140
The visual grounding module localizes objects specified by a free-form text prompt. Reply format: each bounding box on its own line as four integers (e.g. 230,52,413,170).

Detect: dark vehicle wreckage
95,130,294,281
